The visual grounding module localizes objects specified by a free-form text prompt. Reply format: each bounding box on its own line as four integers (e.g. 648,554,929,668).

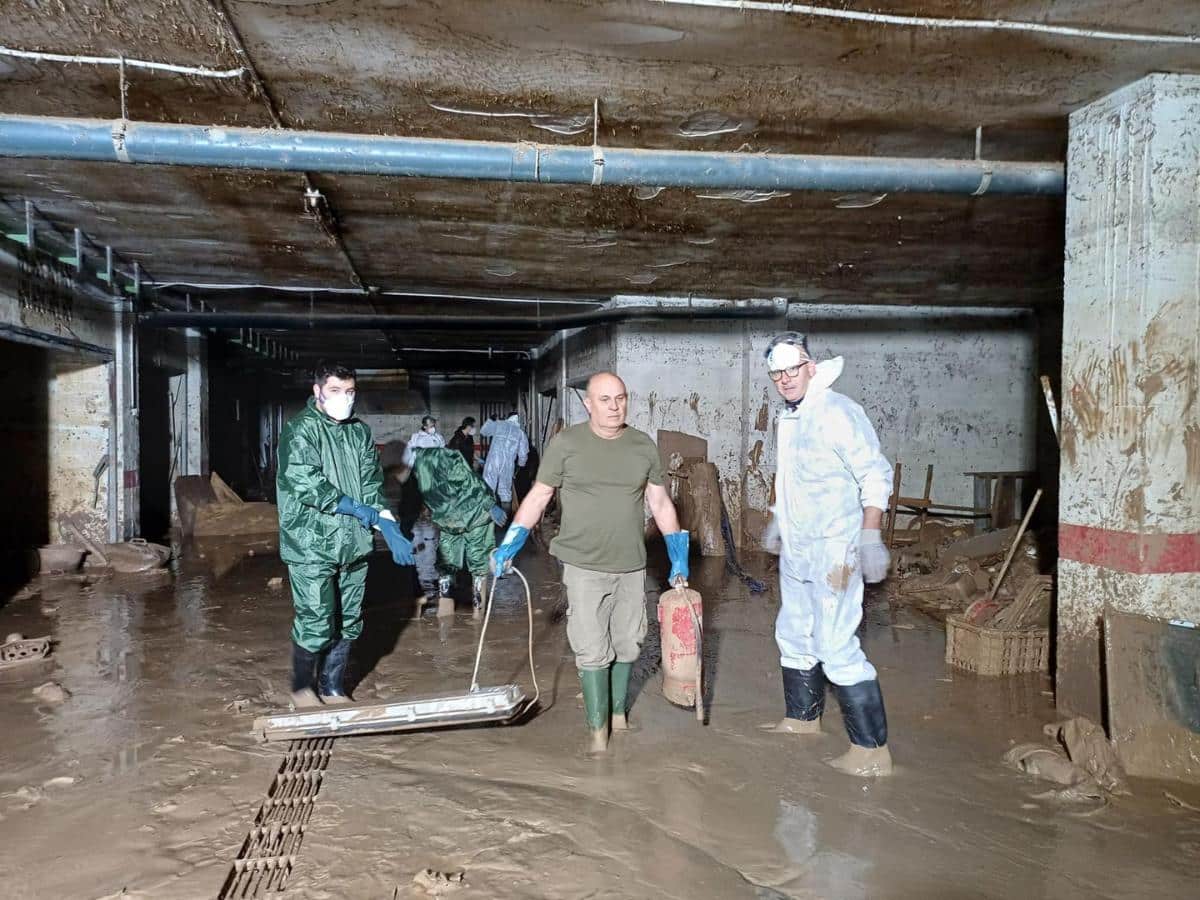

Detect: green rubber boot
610,661,633,731
579,668,611,754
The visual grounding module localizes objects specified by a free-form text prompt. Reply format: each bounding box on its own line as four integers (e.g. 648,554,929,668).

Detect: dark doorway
138,367,173,542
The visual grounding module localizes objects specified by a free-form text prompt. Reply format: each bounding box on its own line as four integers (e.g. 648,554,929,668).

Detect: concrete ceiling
2,1,1198,365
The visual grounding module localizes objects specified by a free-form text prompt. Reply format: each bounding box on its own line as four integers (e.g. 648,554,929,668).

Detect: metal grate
218,737,334,898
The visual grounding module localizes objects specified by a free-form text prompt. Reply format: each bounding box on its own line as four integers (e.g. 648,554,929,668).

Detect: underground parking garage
1,1,1199,897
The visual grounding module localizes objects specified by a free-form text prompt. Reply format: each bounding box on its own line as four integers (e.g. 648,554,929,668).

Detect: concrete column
113,305,140,540
1058,75,1200,720
184,328,209,475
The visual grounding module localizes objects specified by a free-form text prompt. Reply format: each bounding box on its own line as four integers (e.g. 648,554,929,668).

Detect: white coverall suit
480,415,529,504
774,357,893,686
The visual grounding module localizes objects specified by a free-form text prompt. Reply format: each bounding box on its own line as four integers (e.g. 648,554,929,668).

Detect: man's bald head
583,371,629,437
585,371,626,399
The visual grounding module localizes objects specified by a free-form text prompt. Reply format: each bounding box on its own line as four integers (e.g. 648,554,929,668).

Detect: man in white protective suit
759,332,895,777
480,411,529,512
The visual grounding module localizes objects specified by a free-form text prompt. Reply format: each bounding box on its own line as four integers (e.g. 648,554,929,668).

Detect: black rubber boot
831,679,888,747
784,664,827,721
317,639,354,704
291,643,321,709
761,664,826,735
828,679,892,776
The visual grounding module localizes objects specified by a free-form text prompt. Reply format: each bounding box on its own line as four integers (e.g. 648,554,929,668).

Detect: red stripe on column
1060,524,1200,574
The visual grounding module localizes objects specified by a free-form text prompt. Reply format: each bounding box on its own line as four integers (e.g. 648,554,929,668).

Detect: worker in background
759,332,895,777
446,417,478,470
410,415,445,449
480,410,529,512
277,361,415,708
490,372,690,755
381,440,507,614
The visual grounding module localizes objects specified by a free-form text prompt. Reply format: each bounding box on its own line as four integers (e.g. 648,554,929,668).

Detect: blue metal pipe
0,114,1064,195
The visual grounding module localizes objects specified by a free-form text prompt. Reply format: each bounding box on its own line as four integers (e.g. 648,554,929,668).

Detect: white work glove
762,516,781,555
859,528,890,584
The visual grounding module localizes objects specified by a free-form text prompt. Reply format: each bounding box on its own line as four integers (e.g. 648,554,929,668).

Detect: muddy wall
1058,74,1200,724
614,303,1036,546
0,249,140,548
532,297,1038,548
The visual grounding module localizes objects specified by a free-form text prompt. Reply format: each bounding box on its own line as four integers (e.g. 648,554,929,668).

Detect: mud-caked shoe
290,688,322,709
827,743,893,777
759,717,822,735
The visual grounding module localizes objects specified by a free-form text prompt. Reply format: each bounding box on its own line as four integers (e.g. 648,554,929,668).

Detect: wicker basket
945,614,1050,676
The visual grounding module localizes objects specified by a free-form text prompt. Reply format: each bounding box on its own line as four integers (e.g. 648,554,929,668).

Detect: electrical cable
469,566,540,716
0,44,245,76
650,0,1200,46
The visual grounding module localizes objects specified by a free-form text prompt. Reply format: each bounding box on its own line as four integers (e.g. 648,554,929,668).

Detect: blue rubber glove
664,530,690,586
490,524,529,576
490,504,508,527
377,518,415,566
335,495,379,530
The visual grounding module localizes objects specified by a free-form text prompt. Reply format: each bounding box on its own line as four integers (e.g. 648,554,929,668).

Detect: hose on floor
468,566,540,715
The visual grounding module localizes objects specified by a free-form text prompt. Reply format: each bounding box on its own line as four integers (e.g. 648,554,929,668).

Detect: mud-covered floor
1,538,1198,900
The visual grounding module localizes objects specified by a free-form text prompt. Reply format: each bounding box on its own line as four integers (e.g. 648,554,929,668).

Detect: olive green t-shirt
536,423,665,574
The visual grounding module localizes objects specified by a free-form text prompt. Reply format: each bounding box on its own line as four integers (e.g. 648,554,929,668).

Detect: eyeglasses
768,363,811,382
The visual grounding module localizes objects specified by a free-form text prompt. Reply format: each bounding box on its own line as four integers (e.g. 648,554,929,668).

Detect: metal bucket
35,544,85,575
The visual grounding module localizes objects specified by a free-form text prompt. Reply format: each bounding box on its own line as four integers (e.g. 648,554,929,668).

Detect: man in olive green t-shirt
490,372,691,754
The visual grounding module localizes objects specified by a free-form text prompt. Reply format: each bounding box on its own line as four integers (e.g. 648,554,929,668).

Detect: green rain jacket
412,448,494,534
277,397,384,566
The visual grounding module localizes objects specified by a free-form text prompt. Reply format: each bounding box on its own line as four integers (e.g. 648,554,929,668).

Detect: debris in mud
267,576,283,589
412,867,466,895
1164,791,1200,815
42,776,75,788
1,633,52,669
175,472,277,541
1003,716,1129,804
891,519,1050,627
33,681,69,703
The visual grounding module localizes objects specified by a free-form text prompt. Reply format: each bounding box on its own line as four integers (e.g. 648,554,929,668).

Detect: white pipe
0,44,246,77
651,0,1200,46
145,281,603,306
398,346,532,357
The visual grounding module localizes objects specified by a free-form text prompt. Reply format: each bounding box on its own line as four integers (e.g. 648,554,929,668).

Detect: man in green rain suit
381,440,507,613
277,361,415,708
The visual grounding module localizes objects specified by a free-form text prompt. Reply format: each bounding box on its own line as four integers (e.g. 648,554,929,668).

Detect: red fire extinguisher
657,583,704,722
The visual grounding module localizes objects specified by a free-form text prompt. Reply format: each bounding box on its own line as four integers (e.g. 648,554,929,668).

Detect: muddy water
0,543,1197,899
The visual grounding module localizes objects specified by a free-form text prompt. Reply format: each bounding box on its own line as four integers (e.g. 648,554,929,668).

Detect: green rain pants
437,521,496,578
288,557,369,653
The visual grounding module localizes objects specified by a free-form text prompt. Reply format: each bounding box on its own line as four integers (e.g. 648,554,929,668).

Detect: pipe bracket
972,166,993,196
111,119,130,163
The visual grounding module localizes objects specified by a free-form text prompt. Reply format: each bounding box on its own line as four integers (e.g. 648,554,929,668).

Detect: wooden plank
656,429,708,474
210,471,245,505
1105,610,1200,784
885,462,902,547
193,501,279,538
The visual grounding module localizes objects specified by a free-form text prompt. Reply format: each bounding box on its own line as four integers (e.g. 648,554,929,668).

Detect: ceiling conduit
0,114,1063,195
138,305,780,331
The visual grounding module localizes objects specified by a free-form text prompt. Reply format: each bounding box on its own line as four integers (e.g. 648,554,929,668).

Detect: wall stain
1138,372,1165,404
1061,420,1078,468
1185,424,1200,486
748,438,764,468
1122,485,1146,528
755,399,769,432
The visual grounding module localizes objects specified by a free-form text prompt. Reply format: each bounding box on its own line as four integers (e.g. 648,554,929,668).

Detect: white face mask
321,391,354,422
